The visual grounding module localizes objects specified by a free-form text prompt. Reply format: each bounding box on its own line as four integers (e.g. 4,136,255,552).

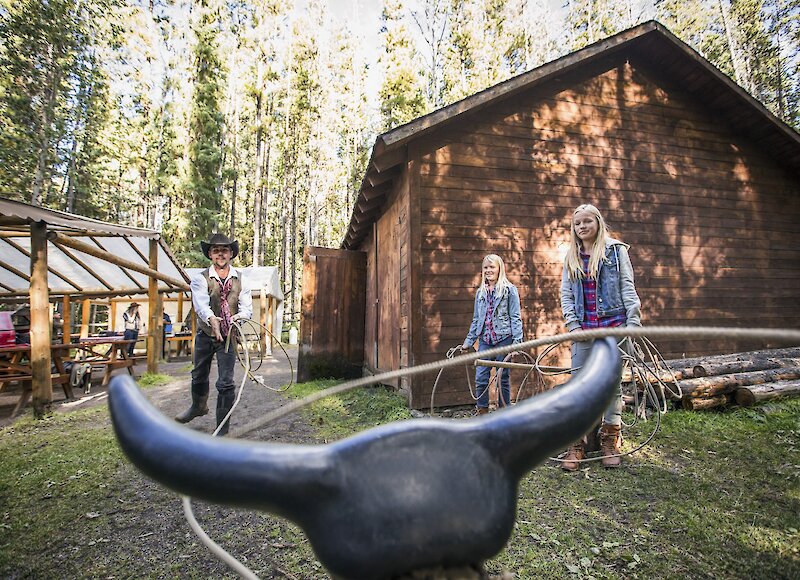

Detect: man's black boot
215,390,235,436
175,394,209,423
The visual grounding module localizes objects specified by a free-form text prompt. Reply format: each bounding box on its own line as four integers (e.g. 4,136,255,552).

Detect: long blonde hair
564,204,609,281
478,254,511,298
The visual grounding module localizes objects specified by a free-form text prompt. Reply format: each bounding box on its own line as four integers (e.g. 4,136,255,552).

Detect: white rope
183,318,294,579
181,325,800,576
181,496,260,580
236,326,800,438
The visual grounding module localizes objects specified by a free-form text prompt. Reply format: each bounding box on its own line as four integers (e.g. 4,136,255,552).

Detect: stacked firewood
625,347,800,411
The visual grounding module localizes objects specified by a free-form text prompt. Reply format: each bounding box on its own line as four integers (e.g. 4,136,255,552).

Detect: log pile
628,347,800,411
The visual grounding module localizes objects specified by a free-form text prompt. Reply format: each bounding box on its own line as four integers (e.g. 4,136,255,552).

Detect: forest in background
1,0,798,320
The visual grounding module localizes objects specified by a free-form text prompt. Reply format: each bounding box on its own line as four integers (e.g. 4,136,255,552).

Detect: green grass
285,379,413,441
0,387,797,579
136,372,173,386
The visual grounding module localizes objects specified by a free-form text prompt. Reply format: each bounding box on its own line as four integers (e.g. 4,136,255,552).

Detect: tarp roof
0,197,190,302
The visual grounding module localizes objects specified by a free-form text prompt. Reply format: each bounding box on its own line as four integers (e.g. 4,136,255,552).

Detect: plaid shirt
482,285,501,345
580,252,627,329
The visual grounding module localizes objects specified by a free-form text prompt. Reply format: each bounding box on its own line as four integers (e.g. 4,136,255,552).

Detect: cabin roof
342,20,800,250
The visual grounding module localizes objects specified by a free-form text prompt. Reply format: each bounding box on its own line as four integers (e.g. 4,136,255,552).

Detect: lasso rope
235,326,800,438
182,319,293,578
181,325,800,577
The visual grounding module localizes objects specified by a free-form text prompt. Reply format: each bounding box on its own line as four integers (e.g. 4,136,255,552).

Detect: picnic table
165,333,193,361
0,338,136,417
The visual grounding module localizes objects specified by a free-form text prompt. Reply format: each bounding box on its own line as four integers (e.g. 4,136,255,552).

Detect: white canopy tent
0,197,190,417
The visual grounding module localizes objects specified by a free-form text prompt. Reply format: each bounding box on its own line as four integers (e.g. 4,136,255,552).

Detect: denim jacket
560,238,642,331
464,284,523,347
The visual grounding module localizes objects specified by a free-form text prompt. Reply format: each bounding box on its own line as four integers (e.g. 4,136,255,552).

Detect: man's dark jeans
190,331,236,399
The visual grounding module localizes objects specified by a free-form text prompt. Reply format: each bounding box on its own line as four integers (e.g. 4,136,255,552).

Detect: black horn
108,337,620,579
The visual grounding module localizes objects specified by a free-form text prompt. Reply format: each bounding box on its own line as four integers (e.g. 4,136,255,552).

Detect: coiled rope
182,318,293,579
181,325,800,577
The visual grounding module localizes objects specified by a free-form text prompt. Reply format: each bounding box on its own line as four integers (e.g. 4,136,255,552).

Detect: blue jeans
123,329,138,356
190,331,236,400
571,338,625,426
475,336,513,409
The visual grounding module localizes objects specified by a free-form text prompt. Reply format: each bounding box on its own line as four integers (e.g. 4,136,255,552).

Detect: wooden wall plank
409,60,800,408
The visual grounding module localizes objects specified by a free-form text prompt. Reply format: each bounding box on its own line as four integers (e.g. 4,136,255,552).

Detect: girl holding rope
560,204,641,470
463,254,523,415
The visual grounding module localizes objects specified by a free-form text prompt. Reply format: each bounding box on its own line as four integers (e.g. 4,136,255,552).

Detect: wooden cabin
299,21,800,409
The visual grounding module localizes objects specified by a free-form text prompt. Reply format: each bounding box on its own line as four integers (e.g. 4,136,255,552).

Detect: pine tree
379,0,426,130
185,0,226,265
0,0,81,206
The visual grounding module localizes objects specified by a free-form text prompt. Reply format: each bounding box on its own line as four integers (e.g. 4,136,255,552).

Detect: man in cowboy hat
175,233,252,435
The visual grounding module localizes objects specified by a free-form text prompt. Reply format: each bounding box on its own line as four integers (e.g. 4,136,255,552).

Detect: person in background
462,254,523,415
175,233,252,436
560,203,641,470
162,312,172,358
122,303,141,356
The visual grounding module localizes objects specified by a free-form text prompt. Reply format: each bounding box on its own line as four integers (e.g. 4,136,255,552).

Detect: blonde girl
560,204,641,469
463,254,523,414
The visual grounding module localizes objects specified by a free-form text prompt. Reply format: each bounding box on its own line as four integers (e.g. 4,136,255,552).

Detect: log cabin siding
407,59,800,408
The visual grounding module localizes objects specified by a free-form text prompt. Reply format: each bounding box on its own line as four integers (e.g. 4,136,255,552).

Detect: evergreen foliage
185,0,226,266
0,0,797,309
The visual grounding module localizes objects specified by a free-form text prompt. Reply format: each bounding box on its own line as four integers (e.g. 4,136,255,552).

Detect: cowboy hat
200,233,239,260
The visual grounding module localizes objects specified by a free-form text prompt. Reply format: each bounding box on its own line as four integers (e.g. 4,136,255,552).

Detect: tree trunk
692,357,784,378
718,0,748,91
735,380,800,407
664,348,800,376
622,368,685,384
261,99,272,263
32,48,61,206
30,221,53,417
253,91,263,266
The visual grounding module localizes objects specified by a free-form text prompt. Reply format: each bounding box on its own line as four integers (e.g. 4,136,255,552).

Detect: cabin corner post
30,220,53,417
407,142,425,407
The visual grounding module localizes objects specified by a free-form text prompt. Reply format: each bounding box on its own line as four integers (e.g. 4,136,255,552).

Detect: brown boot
561,441,585,472
475,407,489,416
175,394,209,424
600,424,622,468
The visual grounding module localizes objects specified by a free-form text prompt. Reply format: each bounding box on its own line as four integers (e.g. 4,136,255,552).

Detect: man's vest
196,268,242,337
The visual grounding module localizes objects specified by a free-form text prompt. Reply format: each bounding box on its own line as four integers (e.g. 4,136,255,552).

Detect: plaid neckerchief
219,276,234,338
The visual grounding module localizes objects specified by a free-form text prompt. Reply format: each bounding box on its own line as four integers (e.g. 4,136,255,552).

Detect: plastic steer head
108,337,621,579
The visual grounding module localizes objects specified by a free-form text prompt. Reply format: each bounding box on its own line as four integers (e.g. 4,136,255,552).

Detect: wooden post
62,295,70,344
268,297,275,350
80,299,91,338
30,220,53,418
177,293,184,329
110,299,118,334
147,239,161,373
260,288,268,354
